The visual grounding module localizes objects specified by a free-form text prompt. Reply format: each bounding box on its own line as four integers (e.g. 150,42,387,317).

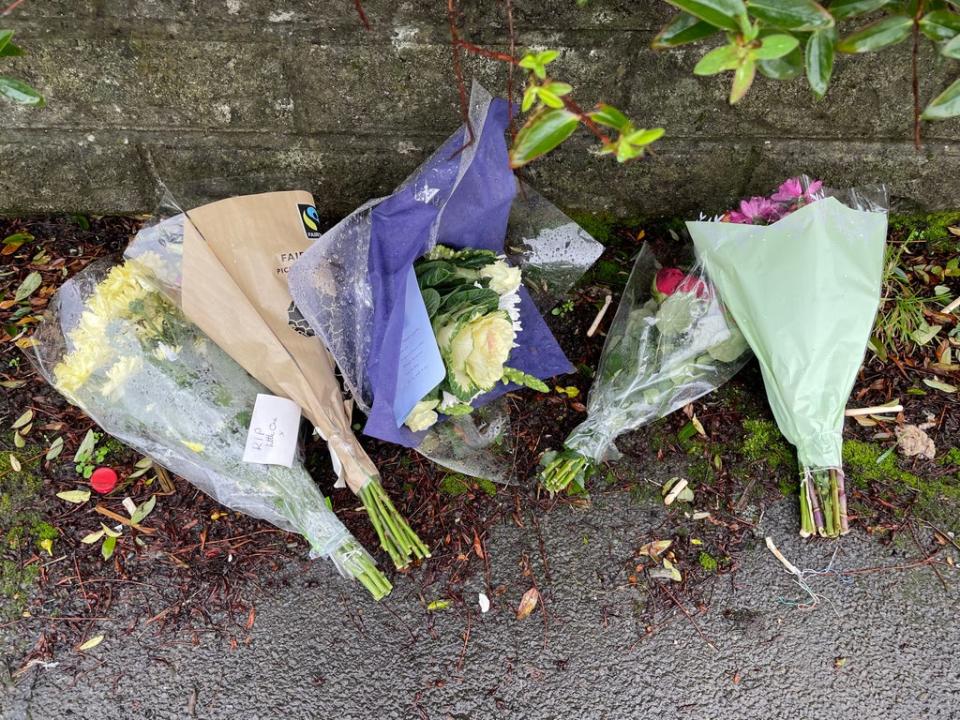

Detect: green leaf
2,231,32,253
747,0,835,31
753,34,801,59
521,85,537,112
665,0,749,32
0,30,22,58
920,9,960,42
544,82,572,97
625,127,666,145
56,489,91,504
828,0,893,21
13,271,41,302
0,76,44,106
421,288,441,318
730,56,757,103
806,27,837,97
837,15,913,52
509,108,579,168
537,88,565,109
75,429,98,462
922,77,960,119
101,535,117,560
942,32,960,57
758,45,804,79
589,103,631,131
694,43,742,75
652,12,722,48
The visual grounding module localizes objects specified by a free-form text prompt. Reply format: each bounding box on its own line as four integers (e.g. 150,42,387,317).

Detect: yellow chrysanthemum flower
99,356,143,400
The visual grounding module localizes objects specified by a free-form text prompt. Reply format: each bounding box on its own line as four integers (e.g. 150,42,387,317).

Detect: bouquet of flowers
289,82,602,478
402,245,549,432
541,245,751,492
687,177,888,537
124,191,428,569
31,259,391,599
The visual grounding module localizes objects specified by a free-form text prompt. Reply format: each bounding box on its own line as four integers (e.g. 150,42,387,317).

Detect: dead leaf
472,531,484,559
11,409,33,429
691,415,707,438
245,606,256,630
516,588,540,620
56,489,91,504
77,634,104,652
638,540,672,559
923,378,957,393
895,425,936,460
662,477,693,505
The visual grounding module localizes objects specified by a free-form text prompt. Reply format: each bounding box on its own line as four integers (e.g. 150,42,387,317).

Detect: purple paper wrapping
362,96,573,446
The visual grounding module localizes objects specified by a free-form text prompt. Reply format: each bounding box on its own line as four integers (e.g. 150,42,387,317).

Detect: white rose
480,260,522,296
404,399,440,432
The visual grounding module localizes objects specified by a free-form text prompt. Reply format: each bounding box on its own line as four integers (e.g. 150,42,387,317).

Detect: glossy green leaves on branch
837,15,912,52
653,12,722,47
0,30,43,107
922,77,960,119
509,108,580,168
655,0,960,120
694,33,798,102
805,28,837,98
509,48,663,167
747,0,834,32
665,0,750,32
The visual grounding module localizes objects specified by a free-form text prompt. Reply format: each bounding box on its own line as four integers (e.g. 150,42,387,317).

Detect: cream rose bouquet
403,246,548,432
32,259,392,599
289,83,595,474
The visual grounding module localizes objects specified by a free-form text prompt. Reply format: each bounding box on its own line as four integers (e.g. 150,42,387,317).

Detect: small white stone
478,593,490,613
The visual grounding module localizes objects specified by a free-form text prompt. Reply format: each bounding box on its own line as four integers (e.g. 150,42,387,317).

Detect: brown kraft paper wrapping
178,190,378,494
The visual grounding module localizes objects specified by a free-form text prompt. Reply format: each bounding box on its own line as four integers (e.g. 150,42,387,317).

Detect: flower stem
540,450,592,493
358,479,431,569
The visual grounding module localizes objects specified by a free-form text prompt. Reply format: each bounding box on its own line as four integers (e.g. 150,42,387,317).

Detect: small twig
586,295,613,338
93,504,156,534
911,1,924,150
942,295,960,315
446,0,475,156
656,580,716,652
844,404,904,417
562,96,610,145
504,0,517,141
1,0,27,16
353,0,371,30
456,609,472,671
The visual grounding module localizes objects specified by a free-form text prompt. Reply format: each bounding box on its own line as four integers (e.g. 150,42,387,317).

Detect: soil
0,211,957,677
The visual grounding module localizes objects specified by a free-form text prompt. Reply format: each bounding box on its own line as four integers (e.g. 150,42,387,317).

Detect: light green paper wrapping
687,197,887,469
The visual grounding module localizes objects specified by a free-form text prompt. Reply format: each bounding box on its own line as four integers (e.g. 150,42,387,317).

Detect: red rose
677,274,711,299
653,267,685,302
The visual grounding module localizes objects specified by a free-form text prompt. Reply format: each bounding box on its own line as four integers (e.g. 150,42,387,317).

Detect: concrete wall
2,1,960,219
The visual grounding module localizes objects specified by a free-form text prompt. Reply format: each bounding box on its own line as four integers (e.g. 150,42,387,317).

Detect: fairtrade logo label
298,203,321,239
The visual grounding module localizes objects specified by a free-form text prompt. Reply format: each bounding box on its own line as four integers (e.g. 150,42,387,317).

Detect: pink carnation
771,177,823,204
727,196,782,225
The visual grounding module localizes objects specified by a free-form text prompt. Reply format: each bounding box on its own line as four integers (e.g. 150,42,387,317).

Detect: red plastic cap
90,467,118,494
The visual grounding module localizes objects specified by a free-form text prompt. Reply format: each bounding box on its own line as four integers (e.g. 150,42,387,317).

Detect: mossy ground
0,446,49,620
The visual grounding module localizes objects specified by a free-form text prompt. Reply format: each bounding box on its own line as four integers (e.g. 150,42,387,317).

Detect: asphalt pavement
2,491,958,720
